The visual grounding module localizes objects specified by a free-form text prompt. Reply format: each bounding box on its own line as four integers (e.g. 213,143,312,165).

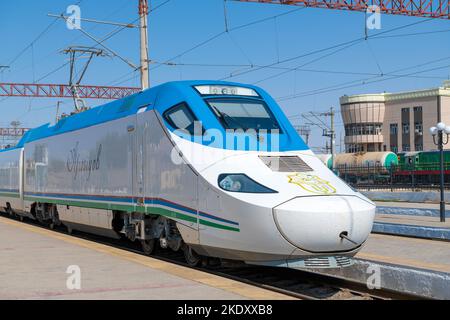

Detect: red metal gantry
0,83,141,100
235,0,450,19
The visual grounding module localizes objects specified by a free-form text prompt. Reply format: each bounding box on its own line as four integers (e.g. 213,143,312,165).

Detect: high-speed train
0,81,375,268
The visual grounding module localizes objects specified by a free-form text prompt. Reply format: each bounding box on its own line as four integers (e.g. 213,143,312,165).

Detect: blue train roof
16,80,254,146
12,80,309,152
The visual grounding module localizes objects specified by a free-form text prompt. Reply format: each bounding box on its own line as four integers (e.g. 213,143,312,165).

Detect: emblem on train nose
287,173,336,195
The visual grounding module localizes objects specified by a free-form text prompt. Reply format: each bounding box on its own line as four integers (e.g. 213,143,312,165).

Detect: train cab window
206,99,282,132
163,103,201,135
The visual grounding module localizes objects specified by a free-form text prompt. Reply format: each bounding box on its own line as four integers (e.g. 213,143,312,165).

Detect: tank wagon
315,154,332,169
316,152,398,170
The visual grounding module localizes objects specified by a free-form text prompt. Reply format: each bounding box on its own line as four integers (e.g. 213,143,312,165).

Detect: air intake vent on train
259,156,313,172
334,256,354,267
303,256,353,268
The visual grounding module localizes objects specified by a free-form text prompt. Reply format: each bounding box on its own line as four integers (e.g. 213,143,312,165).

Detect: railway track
0,211,425,300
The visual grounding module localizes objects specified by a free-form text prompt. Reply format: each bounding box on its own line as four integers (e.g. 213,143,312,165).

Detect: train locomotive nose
273,196,375,253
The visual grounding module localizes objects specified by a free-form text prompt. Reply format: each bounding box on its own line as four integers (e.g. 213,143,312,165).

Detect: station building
340,81,450,153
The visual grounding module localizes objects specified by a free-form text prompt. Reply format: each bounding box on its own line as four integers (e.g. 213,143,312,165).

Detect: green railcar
400,151,450,172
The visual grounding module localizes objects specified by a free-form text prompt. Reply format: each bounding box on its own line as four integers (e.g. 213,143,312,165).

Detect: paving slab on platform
0,217,291,300
376,201,450,217
375,213,450,228
372,201,450,240
363,190,450,204
373,203,450,240
358,233,450,273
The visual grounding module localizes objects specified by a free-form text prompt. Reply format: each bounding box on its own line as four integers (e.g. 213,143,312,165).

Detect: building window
357,125,363,135
402,123,410,134
415,143,423,151
347,144,364,153
344,123,382,136
413,106,422,112
414,122,423,135
402,144,410,152
390,124,398,134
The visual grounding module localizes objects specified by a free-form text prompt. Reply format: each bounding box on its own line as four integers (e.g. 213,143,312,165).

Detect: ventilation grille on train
259,156,313,172
303,256,353,268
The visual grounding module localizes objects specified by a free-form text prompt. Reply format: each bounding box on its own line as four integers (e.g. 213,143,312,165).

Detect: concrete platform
0,217,291,300
3,215,449,299
359,233,450,273
310,233,450,299
373,201,450,240
376,201,450,217
363,190,450,204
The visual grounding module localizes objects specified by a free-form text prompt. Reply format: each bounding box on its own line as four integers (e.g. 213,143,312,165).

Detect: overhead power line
252,40,362,84
219,17,435,81
278,62,450,101
150,6,306,71
7,0,84,67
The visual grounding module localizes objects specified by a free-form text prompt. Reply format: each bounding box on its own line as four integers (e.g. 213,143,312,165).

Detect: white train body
0,81,375,268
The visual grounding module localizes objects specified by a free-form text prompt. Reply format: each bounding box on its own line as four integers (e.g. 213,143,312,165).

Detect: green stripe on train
199,219,240,232
0,192,20,198
24,196,239,232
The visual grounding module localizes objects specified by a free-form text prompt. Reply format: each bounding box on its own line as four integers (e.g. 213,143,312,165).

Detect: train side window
163,103,202,136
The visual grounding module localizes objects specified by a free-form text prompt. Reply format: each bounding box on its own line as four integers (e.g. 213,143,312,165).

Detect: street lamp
430,122,450,222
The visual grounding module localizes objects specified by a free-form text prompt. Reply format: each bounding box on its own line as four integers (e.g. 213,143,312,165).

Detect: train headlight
218,174,277,193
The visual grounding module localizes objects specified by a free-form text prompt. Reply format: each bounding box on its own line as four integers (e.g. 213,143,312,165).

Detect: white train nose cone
273,196,375,252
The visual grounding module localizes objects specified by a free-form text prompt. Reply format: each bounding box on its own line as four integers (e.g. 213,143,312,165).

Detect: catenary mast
139,0,150,90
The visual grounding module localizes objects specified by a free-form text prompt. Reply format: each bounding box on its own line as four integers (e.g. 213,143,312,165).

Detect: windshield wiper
211,106,249,131
211,105,231,128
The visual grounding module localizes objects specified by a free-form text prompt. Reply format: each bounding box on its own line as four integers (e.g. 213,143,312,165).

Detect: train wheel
183,244,201,267
49,206,59,230
6,205,13,217
141,239,155,256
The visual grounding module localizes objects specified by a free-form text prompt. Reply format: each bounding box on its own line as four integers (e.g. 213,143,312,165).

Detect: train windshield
206,99,281,132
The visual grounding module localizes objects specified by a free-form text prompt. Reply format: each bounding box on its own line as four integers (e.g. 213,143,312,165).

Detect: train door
134,107,148,211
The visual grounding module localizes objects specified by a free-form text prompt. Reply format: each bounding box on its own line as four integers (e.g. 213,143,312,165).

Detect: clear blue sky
1,0,449,150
